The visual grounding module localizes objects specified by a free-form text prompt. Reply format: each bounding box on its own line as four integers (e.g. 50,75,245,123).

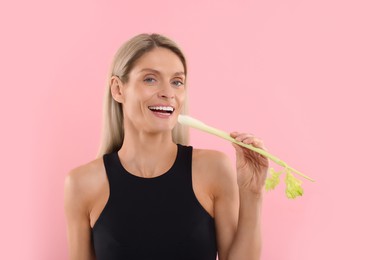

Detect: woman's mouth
148,106,175,117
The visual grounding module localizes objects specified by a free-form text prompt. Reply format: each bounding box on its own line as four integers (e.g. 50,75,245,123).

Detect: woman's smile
148,104,175,118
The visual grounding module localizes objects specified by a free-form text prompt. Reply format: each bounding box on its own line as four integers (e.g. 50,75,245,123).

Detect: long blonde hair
96,34,189,158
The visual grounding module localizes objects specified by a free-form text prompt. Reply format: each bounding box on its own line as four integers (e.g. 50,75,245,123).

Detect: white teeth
149,106,174,112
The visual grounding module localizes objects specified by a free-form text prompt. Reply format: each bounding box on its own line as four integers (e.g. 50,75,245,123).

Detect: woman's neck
117,128,178,178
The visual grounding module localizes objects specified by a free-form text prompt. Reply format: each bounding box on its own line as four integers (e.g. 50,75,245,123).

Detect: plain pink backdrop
1,0,389,259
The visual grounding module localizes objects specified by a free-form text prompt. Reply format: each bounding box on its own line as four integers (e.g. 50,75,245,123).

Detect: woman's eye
144,77,157,83
172,80,184,87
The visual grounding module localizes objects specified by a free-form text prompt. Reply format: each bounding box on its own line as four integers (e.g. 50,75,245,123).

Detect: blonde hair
96,33,189,158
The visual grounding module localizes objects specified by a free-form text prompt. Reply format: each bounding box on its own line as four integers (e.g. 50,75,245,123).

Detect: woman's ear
110,76,125,103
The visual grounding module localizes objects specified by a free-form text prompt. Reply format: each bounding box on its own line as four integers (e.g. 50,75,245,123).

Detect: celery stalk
178,115,314,198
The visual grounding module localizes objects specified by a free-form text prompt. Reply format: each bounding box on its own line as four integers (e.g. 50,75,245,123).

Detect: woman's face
120,47,186,134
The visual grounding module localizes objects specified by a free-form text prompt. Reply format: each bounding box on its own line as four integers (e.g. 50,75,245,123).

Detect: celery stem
179,115,315,182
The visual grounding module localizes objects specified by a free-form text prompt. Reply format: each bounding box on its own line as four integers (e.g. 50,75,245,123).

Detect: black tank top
92,144,217,260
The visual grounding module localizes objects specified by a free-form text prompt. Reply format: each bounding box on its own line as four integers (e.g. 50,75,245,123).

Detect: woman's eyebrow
138,68,185,77
173,72,185,77
139,68,160,74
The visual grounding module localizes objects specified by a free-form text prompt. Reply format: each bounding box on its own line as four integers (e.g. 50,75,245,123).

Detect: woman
64,33,269,260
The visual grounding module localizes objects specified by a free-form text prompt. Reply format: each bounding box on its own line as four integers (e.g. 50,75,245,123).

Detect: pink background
1,0,389,259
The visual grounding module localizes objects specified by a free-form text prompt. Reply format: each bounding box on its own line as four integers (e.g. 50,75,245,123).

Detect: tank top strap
102,151,121,197
174,144,193,178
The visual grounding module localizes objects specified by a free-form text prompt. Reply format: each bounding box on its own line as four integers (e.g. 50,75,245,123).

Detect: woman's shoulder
192,148,231,167
67,157,105,182
65,157,106,204
192,148,235,180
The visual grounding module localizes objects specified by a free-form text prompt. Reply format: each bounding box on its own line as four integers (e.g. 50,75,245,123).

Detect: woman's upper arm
208,152,240,260
64,168,96,260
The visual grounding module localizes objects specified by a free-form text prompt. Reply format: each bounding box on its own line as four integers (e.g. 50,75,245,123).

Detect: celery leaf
265,168,282,191
285,171,304,199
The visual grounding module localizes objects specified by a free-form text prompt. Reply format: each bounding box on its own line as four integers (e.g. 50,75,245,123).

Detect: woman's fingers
230,132,267,150
230,132,269,191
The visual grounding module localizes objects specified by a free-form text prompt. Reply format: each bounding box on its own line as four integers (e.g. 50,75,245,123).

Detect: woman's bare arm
211,132,268,260
64,168,96,260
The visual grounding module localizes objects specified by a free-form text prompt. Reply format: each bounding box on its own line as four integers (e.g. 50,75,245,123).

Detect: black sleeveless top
92,144,217,260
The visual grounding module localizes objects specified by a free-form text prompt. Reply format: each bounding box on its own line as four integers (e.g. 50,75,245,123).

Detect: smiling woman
64,33,269,260
110,47,187,139
98,34,190,155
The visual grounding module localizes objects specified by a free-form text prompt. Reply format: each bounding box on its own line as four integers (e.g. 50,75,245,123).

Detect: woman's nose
158,82,175,99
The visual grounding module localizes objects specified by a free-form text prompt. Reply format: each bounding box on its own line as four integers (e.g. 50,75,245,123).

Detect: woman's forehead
131,48,185,76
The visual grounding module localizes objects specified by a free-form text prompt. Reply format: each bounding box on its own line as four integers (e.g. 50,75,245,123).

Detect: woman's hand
230,132,269,195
